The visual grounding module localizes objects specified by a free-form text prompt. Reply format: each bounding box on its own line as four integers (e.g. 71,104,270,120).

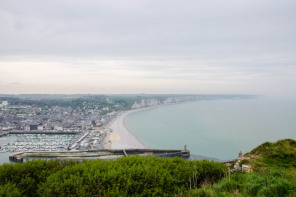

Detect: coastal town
0,94,252,155
0,99,115,134
0,97,118,152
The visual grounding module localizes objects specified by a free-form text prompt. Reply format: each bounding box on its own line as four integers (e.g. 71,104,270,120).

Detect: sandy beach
104,108,150,149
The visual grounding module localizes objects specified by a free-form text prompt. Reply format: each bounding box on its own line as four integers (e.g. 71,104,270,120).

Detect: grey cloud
0,0,295,57
0,0,295,95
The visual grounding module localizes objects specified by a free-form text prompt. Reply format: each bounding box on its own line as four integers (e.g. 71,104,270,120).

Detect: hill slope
241,139,296,173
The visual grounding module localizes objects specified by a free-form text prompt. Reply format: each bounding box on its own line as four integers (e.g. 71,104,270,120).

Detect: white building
1,101,8,106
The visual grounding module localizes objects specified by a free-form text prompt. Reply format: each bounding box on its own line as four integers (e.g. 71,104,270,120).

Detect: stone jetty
9,148,190,163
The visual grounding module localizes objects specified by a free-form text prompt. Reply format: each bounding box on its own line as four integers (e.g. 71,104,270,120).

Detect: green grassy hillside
244,139,296,172
184,139,296,196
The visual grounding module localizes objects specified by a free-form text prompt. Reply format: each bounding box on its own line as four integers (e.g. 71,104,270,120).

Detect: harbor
0,134,81,153
0,130,107,151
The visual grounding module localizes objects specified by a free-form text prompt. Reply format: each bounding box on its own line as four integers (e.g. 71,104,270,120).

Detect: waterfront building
30,124,38,130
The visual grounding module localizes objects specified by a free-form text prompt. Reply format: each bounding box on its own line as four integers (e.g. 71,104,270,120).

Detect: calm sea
0,135,18,164
126,97,296,161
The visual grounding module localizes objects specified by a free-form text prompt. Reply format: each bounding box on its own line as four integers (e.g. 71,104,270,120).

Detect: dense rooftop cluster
0,100,115,133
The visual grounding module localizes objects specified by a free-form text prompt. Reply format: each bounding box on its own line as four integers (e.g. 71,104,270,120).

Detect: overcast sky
0,0,295,96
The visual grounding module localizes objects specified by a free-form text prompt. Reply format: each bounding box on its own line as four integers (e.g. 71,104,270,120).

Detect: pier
70,132,90,149
9,148,190,162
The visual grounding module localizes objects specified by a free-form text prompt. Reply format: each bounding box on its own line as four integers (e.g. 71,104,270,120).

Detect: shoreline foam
104,107,154,149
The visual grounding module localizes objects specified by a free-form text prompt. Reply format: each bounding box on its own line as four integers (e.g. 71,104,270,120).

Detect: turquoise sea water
126,97,296,161
0,135,18,164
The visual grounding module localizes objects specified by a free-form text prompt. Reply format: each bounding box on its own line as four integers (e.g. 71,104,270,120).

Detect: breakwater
9,148,190,162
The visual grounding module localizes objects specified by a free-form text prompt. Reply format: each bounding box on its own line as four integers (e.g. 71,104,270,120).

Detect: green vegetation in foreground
0,156,226,197
182,139,296,196
1,139,296,196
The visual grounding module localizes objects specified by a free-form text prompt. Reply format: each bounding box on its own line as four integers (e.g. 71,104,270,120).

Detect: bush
38,157,227,196
0,157,227,196
0,183,22,197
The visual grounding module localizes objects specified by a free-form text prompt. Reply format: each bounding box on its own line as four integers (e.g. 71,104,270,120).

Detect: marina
0,129,107,164
0,134,81,153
